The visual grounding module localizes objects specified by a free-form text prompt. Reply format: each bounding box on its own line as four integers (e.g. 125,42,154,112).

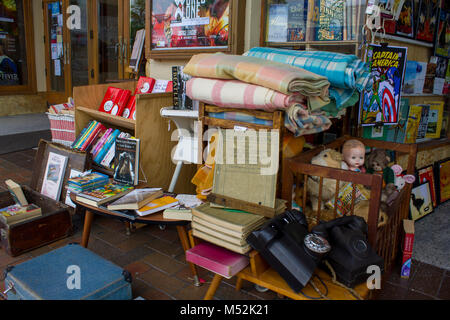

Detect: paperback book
67,171,110,193
135,195,179,216
424,101,445,139
113,137,140,185
314,0,344,41
416,104,430,141
404,104,423,143
5,179,28,206
0,203,42,225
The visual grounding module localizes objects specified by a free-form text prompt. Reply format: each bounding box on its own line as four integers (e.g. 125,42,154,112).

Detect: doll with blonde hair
342,139,366,173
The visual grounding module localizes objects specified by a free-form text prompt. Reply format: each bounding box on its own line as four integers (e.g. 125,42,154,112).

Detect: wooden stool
185,241,249,300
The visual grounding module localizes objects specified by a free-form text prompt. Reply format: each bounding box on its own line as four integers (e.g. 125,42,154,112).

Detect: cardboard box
400,219,415,278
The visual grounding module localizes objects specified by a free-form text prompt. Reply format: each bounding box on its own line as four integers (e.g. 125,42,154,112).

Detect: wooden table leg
81,210,95,248
204,274,223,300
176,225,200,287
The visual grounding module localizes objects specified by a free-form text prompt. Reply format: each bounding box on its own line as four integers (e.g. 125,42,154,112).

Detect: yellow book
424,101,444,139
135,196,179,216
404,105,422,143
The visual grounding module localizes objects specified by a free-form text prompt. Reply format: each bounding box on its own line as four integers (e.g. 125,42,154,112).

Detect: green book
191,203,266,233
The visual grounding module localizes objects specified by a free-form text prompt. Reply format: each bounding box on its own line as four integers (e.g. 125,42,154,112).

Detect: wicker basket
46,113,76,147
281,135,418,274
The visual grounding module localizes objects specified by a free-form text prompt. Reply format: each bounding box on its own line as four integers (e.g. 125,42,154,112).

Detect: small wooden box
0,185,72,257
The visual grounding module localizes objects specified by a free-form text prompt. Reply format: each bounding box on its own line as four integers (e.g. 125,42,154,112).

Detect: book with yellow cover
135,196,179,216
404,105,422,143
0,203,42,225
424,101,444,139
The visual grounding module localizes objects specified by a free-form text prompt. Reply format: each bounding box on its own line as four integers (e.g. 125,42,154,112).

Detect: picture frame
395,0,415,38
434,157,450,204
146,0,246,60
416,165,437,207
410,181,433,221
434,0,450,58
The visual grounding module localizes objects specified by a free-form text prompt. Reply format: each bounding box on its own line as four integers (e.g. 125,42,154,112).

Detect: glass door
124,0,146,77
68,0,89,88
44,0,67,100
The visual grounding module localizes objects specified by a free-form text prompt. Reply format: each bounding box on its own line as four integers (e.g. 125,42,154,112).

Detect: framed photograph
146,0,245,60
410,182,433,221
40,152,68,201
417,165,437,207
434,157,450,204
415,0,440,43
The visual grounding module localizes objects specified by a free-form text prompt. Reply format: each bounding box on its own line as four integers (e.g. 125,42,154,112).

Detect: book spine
73,120,96,149
77,121,100,150
92,128,113,157
100,141,116,167
172,66,180,109
89,128,107,155
94,129,121,164
81,123,106,151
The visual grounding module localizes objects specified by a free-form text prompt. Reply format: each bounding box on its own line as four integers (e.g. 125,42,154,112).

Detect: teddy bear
307,148,348,211
365,149,395,188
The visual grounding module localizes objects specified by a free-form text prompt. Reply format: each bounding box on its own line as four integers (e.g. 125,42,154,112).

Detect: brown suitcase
0,140,90,257
0,185,72,256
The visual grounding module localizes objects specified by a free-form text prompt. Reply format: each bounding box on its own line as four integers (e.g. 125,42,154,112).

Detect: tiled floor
0,148,448,300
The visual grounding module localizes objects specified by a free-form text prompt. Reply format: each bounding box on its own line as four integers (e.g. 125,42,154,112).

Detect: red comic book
134,77,156,95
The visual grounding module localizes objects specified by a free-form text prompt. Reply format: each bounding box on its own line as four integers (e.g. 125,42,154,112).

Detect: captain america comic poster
360,44,407,126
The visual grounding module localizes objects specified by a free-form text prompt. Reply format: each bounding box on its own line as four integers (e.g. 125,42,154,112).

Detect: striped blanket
244,47,372,113
183,53,331,110
186,77,306,111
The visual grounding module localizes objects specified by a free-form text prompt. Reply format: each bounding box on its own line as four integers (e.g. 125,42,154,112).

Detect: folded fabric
244,47,371,113
207,111,274,127
244,47,370,90
186,77,306,112
284,104,332,137
183,53,331,110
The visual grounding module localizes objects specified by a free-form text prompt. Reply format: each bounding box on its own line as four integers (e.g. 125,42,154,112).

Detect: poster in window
287,1,307,42
360,44,408,126
395,0,414,38
267,3,288,42
151,0,230,50
415,0,439,43
0,0,22,86
434,8,450,58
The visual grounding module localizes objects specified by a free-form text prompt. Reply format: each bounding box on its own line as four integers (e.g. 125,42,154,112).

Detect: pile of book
75,182,135,208
67,172,110,194
98,76,173,120
0,180,42,226
363,100,448,144
191,203,267,254
47,97,75,115
162,194,203,221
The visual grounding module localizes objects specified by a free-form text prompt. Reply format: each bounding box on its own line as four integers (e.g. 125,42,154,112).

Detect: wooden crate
281,135,417,273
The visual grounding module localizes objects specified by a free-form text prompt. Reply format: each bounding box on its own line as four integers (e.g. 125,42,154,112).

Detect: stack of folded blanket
243,47,372,117
183,52,333,136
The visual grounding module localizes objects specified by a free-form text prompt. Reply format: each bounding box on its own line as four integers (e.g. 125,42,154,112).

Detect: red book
80,123,106,151
99,87,132,116
121,96,136,119
186,242,249,279
134,77,156,95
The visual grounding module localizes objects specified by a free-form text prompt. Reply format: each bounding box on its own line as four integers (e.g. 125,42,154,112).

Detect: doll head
342,139,365,171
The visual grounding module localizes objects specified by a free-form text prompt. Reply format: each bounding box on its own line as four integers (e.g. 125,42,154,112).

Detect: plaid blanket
183,53,331,110
207,105,331,137
244,47,372,113
186,77,306,111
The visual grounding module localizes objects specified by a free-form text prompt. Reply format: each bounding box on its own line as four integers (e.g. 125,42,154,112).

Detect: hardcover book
416,104,430,141
134,76,156,95
185,242,249,279
0,203,42,225
135,195,179,216
404,104,422,143
122,96,136,119
192,229,252,254
5,179,28,206
98,87,132,116
172,66,193,110
191,203,266,233
287,1,307,42
76,183,134,207
266,4,288,42
67,171,110,193
113,137,140,185
107,188,163,211
424,101,444,139
40,152,68,201
151,80,173,93
315,0,344,41
93,129,121,165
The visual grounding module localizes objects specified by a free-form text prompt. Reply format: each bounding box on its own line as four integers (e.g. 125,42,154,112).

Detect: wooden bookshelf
73,81,197,194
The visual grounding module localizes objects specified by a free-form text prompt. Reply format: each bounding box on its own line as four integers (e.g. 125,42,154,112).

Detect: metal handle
1,281,15,299
118,38,123,64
